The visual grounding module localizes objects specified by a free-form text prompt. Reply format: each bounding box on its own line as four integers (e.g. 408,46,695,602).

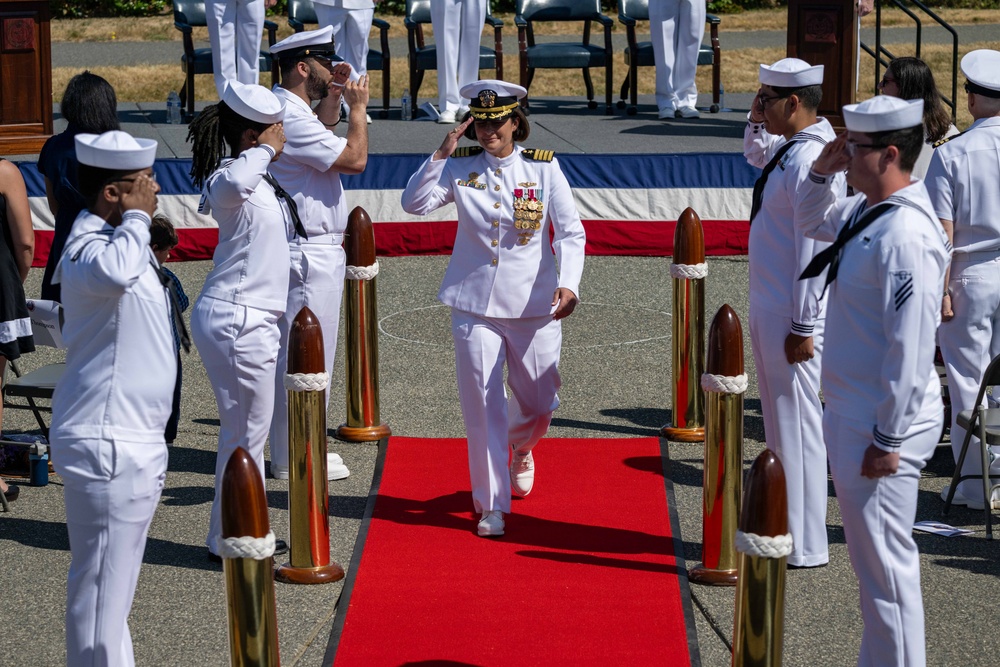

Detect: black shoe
3,483,19,502
787,561,828,570
274,539,288,556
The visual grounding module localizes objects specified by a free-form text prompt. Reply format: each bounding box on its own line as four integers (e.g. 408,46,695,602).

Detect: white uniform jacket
925,116,1000,253
267,87,349,236
744,118,844,335
199,144,291,312
400,145,586,318
51,209,176,444
798,176,950,452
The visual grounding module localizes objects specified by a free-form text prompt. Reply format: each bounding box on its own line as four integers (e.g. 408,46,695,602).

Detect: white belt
292,233,344,246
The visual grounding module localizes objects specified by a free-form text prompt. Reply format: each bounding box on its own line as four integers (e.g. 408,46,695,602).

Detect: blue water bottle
29,444,49,487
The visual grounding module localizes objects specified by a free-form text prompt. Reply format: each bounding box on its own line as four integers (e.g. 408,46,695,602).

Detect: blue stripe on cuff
790,321,815,336
873,427,902,451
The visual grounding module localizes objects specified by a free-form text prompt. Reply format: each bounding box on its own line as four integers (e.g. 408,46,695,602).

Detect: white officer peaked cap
961,49,1000,97
759,58,824,87
843,96,924,133
270,25,338,60
461,80,527,120
75,131,157,170
222,82,285,125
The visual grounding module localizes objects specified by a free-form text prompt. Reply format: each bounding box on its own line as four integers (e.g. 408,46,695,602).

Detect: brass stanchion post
690,304,745,586
662,207,706,442
275,307,345,585
337,206,391,442
218,447,280,666
732,449,791,667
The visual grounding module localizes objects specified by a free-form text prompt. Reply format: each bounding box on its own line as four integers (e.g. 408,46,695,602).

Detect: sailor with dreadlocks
186,81,293,563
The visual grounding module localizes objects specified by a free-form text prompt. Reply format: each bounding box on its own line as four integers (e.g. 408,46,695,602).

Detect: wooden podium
0,0,51,154
787,0,858,129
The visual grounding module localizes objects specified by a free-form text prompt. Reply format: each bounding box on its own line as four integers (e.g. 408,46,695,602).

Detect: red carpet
329,437,697,667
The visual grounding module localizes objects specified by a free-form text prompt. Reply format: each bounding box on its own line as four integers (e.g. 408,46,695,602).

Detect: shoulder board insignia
521,148,554,162
451,146,484,158
933,129,967,148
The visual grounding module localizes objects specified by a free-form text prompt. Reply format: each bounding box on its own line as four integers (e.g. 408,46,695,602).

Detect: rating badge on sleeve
512,188,544,245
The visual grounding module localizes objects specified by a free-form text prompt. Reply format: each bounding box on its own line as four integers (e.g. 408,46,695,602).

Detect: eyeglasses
878,74,897,88
474,118,510,130
107,173,156,186
845,139,883,157
755,93,787,110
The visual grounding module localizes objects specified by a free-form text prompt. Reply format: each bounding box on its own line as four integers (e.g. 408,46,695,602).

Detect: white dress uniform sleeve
743,115,785,169
790,162,844,334
206,145,275,210
923,149,954,221
797,169,853,243
60,210,153,296
400,154,454,215
873,239,939,452
548,157,586,296
283,111,347,174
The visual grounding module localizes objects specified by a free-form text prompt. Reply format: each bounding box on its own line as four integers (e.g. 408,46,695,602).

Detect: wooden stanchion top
288,307,325,374
673,207,705,265
345,206,376,267
739,449,788,538
706,304,744,377
221,447,270,539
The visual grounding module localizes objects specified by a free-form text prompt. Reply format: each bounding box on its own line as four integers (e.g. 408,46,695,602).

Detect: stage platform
7,93,759,266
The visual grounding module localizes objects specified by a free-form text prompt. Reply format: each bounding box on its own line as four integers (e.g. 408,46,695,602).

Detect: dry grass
57,38,999,131
50,7,999,42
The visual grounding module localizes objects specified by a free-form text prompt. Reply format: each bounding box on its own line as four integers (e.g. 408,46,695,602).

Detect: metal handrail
860,0,959,122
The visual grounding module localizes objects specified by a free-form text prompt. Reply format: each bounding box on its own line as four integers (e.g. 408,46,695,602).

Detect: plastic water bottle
401,88,411,121
166,91,182,124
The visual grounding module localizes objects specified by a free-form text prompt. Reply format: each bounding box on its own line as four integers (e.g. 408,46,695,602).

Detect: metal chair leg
979,406,993,539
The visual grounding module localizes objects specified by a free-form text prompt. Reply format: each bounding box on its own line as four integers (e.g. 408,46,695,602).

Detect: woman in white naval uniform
799,96,949,667
431,0,487,124
205,0,274,97
185,82,292,560
401,80,586,537
50,131,168,667
744,59,845,568
312,0,376,123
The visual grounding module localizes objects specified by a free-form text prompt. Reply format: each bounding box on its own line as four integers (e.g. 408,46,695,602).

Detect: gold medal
533,222,541,230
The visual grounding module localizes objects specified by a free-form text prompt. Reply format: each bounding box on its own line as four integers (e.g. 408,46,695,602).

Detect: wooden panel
0,0,51,154
787,0,858,130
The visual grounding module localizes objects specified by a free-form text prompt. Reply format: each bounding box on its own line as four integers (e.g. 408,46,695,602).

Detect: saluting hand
813,132,851,176
434,117,473,160
552,288,578,320
120,173,159,218
257,123,285,161
860,444,899,478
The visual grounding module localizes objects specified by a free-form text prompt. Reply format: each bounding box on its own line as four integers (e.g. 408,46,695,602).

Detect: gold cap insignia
478,90,497,108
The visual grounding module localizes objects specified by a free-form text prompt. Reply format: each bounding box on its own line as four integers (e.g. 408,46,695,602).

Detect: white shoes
272,452,350,481
510,450,534,497
437,109,457,124
477,510,505,537
675,106,701,119
657,107,676,120
940,483,1000,511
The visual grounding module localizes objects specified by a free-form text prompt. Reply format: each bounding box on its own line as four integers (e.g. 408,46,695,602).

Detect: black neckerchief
263,173,308,240
749,132,828,224
153,260,192,353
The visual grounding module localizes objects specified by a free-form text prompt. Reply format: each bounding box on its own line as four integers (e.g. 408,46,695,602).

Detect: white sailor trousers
939,254,1000,497
314,5,373,79
191,296,281,553
270,241,347,469
649,0,706,111
749,310,829,567
451,310,561,514
56,437,167,667
825,410,940,667
430,0,487,113
206,0,265,97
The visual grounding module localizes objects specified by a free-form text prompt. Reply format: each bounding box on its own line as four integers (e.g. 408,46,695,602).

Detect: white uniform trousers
451,310,561,514
940,254,1000,497
430,0,487,114
749,310,829,567
269,242,347,470
314,6,373,79
55,437,168,667
649,0,706,112
206,0,265,97
191,296,281,553
825,409,941,667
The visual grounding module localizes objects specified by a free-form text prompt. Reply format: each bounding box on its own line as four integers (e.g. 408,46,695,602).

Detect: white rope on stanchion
701,373,749,394
669,262,708,280
734,530,793,559
345,261,379,281
214,532,277,560
284,372,330,392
